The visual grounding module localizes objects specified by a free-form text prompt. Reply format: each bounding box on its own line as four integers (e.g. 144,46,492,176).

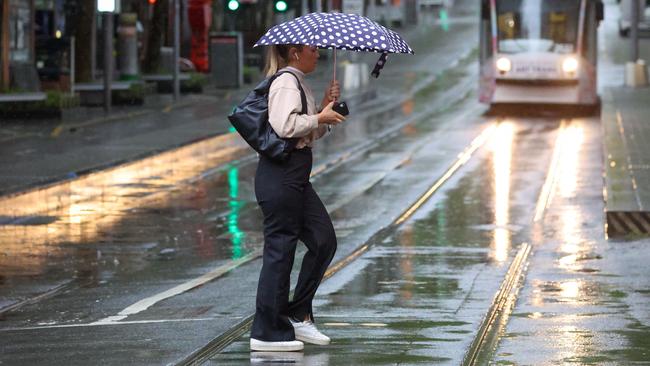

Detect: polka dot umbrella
254,12,414,79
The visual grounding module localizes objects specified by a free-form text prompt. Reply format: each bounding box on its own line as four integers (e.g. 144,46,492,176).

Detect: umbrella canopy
254,12,414,77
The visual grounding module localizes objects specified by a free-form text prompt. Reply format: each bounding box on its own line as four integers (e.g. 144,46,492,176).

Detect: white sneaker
250,338,304,352
290,319,331,345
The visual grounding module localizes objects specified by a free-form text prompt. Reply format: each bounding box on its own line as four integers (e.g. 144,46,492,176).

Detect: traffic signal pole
631,0,639,62
301,0,309,16
103,12,113,112
173,0,180,100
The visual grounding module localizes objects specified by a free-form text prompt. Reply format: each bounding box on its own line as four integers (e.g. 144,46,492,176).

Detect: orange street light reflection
398,224,415,301
0,134,248,276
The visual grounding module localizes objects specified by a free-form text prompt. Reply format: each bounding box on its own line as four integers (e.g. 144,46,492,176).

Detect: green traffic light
275,0,288,12
227,0,239,11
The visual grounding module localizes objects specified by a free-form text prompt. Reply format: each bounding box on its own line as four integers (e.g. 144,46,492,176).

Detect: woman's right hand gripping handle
317,101,346,126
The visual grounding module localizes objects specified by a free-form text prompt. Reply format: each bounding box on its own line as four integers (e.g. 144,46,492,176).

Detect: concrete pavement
600,0,650,237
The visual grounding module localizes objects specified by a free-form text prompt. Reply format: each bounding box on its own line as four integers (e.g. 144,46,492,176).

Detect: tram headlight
496,57,512,73
562,57,579,74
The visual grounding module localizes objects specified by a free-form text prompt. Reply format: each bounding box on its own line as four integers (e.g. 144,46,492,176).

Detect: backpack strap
270,71,308,115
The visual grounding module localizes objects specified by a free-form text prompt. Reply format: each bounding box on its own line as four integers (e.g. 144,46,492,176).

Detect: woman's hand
321,80,341,109
317,101,346,125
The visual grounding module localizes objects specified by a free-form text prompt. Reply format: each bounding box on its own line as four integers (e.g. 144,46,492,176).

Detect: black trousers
250,148,337,342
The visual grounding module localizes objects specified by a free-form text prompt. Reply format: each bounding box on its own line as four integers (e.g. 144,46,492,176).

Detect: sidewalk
598,0,650,237
601,85,650,237
0,62,376,197
493,117,650,365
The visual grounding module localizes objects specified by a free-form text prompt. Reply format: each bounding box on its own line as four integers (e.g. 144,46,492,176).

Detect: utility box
209,32,243,88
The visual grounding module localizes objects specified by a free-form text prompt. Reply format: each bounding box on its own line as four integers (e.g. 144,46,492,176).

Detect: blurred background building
0,0,416,95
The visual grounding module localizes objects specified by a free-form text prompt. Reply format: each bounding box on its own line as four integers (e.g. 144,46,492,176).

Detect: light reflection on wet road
209,119,566,365
1,43,479,330
494,118,650,365
0,134,249,273
4,0,648,364
0,0,483,322
491,122,515,263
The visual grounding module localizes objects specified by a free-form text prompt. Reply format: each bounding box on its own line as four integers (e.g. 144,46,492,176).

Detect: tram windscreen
496,0,580,54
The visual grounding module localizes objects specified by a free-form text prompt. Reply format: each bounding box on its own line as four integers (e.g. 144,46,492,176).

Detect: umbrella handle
332,48,337,101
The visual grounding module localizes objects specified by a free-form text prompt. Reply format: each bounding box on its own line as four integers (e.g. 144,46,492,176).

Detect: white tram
479,0,604,107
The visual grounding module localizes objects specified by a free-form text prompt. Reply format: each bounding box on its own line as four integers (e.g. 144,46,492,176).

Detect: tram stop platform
602,86,650,237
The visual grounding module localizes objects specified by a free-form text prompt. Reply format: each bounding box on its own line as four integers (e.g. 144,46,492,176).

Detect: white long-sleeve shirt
268,66,328,149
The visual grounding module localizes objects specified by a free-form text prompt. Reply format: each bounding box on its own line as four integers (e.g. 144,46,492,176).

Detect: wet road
209,117,579,365
0,0,480,310
2,0,650,365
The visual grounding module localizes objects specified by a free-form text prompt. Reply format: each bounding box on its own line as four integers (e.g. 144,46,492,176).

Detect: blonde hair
264,44,303,77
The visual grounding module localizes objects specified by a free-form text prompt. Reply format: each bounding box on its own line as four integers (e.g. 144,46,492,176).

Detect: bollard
625,59,649,87
343,63,361,91
117,13,139,80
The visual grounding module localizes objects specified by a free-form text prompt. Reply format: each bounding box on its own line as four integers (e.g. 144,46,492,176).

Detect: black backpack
228,71,307,161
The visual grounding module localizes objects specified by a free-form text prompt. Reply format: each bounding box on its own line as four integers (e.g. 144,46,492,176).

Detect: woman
250,44,346,352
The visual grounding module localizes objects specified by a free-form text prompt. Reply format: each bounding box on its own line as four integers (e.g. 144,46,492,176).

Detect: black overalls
250,147,337,341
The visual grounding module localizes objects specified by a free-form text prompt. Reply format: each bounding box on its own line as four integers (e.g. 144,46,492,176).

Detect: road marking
534,120,568,222
359,323,388,327
92,249,263,325
0,317,229,332
322,322,351,327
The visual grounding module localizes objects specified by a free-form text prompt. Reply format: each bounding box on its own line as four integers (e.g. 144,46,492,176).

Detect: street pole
631,0,640,62
1,0,9,91
70,36,75,94
103,12,113,113
301,0,309,16
368,0,376,20
173,0,180,101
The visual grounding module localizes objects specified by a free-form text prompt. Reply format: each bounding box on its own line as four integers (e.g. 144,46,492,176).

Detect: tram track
1,49,485,365
177,118,573,366
86,94,483,330
462,120,573,366
173,123,499,366
2,117,569,366
0,53,477,319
